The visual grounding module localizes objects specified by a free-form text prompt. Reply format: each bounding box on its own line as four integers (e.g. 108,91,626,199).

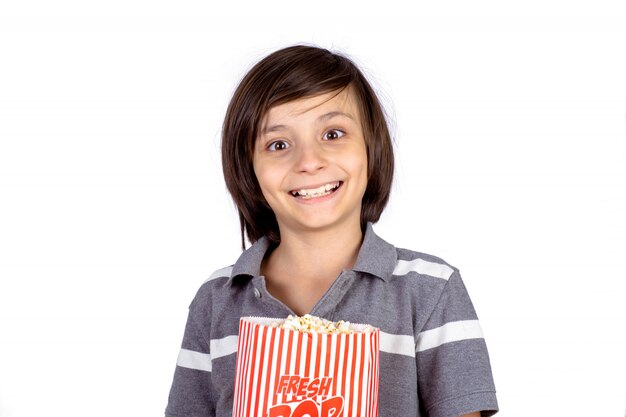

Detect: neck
267,221,364,282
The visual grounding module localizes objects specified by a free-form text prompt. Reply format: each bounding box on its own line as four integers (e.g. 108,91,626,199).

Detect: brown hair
221,45,394,248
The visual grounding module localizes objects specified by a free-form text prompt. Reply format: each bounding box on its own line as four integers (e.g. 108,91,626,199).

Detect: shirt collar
228,235,271,283
227,222,397,284
352,223,397,281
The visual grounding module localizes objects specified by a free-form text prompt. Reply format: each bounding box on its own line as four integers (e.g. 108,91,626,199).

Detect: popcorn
271,314,375,334
233,316,380,417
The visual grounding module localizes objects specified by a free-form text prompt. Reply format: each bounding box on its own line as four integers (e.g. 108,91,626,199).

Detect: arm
165,306,216,416
416,269,498,417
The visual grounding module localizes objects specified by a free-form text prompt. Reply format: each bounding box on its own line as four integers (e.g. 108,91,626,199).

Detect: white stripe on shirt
210,335,239,360
203,266,233,283
177,320,483,369
379,331,416,358
393,259,454,280
416,319,484,352
176,336,238,373
177,348,212,372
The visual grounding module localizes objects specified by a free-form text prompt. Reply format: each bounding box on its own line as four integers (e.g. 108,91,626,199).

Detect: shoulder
359,224,459,284
392,246,460,282
188,265,236,311
387,246,462,323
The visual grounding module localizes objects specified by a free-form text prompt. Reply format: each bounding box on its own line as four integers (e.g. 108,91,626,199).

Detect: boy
165,45,498,417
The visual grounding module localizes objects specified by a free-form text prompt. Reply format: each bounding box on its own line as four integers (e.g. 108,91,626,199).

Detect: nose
294,141,327,174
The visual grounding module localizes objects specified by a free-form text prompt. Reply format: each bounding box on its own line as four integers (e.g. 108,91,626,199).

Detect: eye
267,140,290,152
323,129,345,141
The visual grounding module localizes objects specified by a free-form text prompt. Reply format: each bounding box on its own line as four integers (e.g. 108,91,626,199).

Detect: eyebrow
261,111,355,135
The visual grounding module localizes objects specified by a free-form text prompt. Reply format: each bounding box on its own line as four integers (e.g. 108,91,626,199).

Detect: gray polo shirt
165,224,498,417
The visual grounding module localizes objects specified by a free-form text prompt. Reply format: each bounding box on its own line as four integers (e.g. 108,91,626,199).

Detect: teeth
292,182,340,198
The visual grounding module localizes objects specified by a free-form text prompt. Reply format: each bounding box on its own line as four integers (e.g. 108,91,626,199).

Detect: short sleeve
415,270,498,417
165,309,216,417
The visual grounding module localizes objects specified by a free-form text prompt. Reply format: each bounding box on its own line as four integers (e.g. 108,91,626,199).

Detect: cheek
251,163,269,200
252,155,269,187
350,147,369,182
355,150,369,197
253,160,282,200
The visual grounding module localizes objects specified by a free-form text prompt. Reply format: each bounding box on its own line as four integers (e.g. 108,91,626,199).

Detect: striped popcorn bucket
232,317,380,417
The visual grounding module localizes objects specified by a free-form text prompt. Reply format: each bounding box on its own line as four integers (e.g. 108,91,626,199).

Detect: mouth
289,181,342,199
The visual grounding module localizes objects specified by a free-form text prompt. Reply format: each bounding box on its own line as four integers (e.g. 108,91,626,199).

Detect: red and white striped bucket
232,317,380,417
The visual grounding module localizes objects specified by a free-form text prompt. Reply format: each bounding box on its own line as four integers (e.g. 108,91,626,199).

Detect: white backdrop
1,0,625,416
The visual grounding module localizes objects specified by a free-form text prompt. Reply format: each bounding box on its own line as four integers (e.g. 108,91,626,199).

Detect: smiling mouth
289,181,342,199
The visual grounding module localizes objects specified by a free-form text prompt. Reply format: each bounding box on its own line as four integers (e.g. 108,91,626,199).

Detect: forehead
259,87,362,132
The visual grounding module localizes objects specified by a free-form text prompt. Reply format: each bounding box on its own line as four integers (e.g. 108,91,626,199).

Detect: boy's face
253,87,368,237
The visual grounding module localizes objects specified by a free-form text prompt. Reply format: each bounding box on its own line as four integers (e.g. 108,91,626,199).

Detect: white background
1,0,625,416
